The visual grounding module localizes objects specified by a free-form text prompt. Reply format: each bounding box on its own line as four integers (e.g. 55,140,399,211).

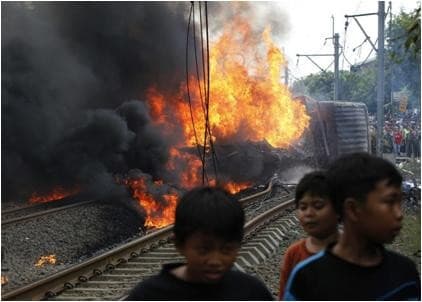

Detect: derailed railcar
297,95,370,167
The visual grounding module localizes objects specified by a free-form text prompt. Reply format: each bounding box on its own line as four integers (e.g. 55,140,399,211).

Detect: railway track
1,199,96,226
2,182,297,301
1,179,278,226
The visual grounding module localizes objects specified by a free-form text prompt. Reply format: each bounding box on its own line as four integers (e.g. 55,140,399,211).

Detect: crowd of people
124,152,420,301
370,110,421,158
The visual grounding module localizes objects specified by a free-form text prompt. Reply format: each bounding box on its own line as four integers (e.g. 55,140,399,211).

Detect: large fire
29,186,80,204
35,254,57,267
130,16,311,228
146,17,309,189
146,17,310,149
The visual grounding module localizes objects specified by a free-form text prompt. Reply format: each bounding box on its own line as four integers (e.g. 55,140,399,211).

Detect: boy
126,186,273,300
284,152,421,300
278,171,339,299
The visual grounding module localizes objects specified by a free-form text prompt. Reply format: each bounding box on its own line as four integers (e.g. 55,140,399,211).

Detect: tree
387,6,421,110
291,69,377,113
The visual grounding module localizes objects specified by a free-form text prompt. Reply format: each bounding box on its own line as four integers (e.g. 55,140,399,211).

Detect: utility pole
388,2,393,119
297,21,340,101
376,1,385,157
345,1,385,156
334,33,340,100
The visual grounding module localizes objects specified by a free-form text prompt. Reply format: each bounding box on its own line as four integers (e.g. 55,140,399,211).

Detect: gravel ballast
1,200,143,294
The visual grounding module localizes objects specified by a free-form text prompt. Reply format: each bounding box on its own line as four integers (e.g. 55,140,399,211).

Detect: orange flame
35,254,57,267
29,186,80,203
125,177,178,228
166,147,203,189
1,275,8,285
146,17,310,150
223,181,252,194
144,17,310,191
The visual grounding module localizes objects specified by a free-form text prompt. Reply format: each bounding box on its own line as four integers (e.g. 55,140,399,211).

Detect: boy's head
327,152,403,243
173,186,244,283
295,171,338,240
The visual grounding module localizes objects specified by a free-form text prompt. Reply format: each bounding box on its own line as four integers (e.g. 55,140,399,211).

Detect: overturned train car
298,95,370,167
204,95,370,184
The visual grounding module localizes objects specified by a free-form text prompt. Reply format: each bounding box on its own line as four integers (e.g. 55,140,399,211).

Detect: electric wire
204,2,219,183
342,50,355,67
192,3,209,184
199,2,218,184
185,2,204,169
192,4,205,115
342,17,349,70
360,37,378,66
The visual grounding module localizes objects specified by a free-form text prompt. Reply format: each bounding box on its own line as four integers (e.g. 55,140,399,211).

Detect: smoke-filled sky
2,1,294,203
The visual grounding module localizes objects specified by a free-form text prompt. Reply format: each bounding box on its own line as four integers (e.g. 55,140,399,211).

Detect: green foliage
388,6,421,110
291,68,377,112
292,71,334,101
405,8,421,55
390,7,421,59
340,68,377,112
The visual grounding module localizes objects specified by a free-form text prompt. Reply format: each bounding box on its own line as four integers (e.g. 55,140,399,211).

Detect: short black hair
173,186,245,245
295,171,330,208
326,152,402,220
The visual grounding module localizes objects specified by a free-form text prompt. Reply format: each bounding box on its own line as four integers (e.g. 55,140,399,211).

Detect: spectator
393,127,403,156
125,186,274,300
278,171,339,299
407,128,419,158
283,153,420,300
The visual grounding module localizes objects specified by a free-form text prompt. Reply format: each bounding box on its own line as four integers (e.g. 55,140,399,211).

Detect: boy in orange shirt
278,171,339,299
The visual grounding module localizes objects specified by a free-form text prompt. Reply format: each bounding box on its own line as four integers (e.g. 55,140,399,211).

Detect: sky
273,0,419,82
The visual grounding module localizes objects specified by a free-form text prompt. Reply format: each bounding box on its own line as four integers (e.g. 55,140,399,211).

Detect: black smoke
2,2,193,202
3,2,300,204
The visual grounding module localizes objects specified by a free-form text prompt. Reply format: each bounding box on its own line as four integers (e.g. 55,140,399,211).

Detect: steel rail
1,178,274,226
2,224,173,300
2,182,281,301
238,177,276,204
1,200,96,226
2,203,43,215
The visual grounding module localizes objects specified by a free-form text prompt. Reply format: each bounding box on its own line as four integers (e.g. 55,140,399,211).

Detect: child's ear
344,198,360,222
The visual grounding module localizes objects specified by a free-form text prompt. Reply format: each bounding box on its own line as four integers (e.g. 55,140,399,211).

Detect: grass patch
387,209,421,272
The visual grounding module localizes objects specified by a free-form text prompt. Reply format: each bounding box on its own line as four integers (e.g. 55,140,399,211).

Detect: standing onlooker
278,171,339,299
407,128,419,158
393,127,403,156
283,153,420,300
125,187,273,300
403,125,410,155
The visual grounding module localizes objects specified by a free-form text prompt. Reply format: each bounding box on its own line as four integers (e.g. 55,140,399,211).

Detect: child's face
353,179,403,244
297,193,338,239
177,231,240,284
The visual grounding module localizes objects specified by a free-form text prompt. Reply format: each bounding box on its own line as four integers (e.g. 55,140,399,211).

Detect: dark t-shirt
284,244,421,300
125,263,274,300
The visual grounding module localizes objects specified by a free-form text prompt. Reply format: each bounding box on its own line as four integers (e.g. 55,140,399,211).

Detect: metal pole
334,33,340,100
376,1,385,156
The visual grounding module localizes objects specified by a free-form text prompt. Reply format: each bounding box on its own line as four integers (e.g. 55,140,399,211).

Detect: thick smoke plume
3,2,300,204
2,2,193,202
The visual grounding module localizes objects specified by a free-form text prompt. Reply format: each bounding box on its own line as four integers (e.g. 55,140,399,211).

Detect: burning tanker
5,3,352,229
145,16,310,188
